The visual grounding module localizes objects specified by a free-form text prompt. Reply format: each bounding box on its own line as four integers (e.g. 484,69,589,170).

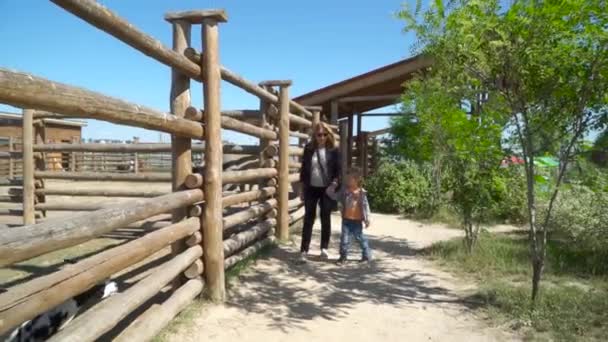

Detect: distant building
0,111,87,146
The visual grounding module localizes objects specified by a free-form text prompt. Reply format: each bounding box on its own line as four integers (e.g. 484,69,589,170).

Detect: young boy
326,168,372,264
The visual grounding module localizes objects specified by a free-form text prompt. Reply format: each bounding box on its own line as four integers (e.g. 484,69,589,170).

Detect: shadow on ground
225,232,484,333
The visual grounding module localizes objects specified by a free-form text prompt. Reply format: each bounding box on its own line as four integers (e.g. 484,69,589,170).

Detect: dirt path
168,213,519,341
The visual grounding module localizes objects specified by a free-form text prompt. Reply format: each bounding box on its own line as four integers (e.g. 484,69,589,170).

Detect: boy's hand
365,220,371,228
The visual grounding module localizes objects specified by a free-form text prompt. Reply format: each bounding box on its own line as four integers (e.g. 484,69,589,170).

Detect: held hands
365,220,371,229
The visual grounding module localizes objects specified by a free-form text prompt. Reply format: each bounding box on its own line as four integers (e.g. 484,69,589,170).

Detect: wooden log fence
0,1,341,339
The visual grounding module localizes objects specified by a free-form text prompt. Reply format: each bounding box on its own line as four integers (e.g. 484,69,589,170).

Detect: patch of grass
412,205,462,228
424,231,608,341
153,242,277,342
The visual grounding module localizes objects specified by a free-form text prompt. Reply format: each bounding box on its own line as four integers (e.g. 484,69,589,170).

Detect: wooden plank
165,10,228,23
47,246,202,342
222,168,277,184
0,189,203,267
0,218,199,336
0,69,204,139
113,278,203,342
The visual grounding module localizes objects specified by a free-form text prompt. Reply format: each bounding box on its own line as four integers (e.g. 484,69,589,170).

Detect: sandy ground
165,213,520,342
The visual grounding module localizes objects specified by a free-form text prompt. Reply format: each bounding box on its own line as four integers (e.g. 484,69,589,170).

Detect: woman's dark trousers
300,186,332,253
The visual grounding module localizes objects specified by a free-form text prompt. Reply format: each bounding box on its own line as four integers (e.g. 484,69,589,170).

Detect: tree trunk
531,257,544,304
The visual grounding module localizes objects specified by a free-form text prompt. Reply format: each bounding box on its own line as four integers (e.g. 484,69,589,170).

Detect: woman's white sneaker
320,249,329,260
299,252,308,263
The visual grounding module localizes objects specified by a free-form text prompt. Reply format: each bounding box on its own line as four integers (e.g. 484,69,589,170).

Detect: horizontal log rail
0,69,204,139
222,168,277,184
0,189,203,267
288,173,300,183
49,0,313,120
113,278,204,342
223,198,277,229
223,218,275,257
222,186,276,207
33,143,259,155
221,116,277,140
0,178,22,186
0,217,199,336
47,246,203,342
224,236,275,269
34,171,172,182
35,188,168,198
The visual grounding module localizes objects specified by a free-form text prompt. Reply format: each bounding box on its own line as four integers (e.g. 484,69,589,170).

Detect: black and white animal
2,279,117,342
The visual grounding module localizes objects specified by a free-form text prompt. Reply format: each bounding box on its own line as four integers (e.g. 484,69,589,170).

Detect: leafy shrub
489,167,528,224
365,160,432,214
542,185,608,275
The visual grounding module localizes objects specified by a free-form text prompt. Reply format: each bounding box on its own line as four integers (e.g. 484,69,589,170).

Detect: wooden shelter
294,55,432,174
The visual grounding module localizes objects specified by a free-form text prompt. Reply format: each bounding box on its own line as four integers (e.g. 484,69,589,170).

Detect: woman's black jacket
299,144,341,188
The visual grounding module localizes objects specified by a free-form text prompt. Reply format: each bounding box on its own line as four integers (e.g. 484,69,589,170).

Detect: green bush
489,167,528,224
542,185,608,275
365,160,432,214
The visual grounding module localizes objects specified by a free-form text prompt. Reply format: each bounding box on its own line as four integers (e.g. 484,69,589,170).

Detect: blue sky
0,0,415,144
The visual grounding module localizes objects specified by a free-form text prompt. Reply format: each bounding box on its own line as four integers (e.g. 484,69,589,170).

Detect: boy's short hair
346,167,363,185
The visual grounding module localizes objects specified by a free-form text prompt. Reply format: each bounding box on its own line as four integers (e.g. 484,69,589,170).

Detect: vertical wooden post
70,136,77,172
371,137,378,174
347,113,353,167
8,137,14,179
258,85,271,189
330,100,339,125
260,80,292,241
339,120,348,185
33,121,46,217
312,108,320,127
361,132,369,176
357,113,363,168
201,11,228,302
133,152,139,174
167,18,193,288
22,109,35,225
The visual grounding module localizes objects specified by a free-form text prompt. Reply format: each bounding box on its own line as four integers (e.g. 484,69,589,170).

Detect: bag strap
315,148,330,185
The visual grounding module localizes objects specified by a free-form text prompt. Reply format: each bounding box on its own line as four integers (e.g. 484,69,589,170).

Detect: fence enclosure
0,1,333,340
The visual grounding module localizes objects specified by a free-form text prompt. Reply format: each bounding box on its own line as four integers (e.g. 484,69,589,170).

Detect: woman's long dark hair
310,122,336,149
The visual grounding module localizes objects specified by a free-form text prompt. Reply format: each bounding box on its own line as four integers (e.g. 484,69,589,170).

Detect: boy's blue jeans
339,219,372,260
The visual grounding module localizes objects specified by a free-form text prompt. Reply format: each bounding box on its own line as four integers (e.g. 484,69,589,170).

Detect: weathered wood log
34,202,119,211
224,236,275,269
184,259,204,279
0,69,204,139
289,146,304,156
113,278,203,342
49,0,314,120
0,217,199,336
266,178,278,187
223,219,275,257
0,189,203,267
223,168,277,184
289,207,305,224
184,173,203,189
288,198,303,209
34,188,168,197
222,199,277,229
267,208,278,219
0,178,22,186
34,171,172,182
183,46,201,64
185,106,262,123
32,142,257,154
263,159,277,168
221,115,277,140
264,144,279,157
222,186,276,207
289,161,302,169
290,131,309,139
288,173,300,183
201,16,226,302
22,109,36,225
185,231,202,246
47,245,202,342
188,205,202,217
276,83,291,241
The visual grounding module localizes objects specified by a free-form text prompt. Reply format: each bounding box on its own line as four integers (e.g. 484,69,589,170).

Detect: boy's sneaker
336,257,347,266
298,252,308,263
320,249,329,260
359,257,371,263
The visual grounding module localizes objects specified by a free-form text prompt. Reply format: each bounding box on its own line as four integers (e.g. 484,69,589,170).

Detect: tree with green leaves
399,0,608,302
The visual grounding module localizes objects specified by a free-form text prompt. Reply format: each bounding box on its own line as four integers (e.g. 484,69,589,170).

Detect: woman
299,122,341,262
